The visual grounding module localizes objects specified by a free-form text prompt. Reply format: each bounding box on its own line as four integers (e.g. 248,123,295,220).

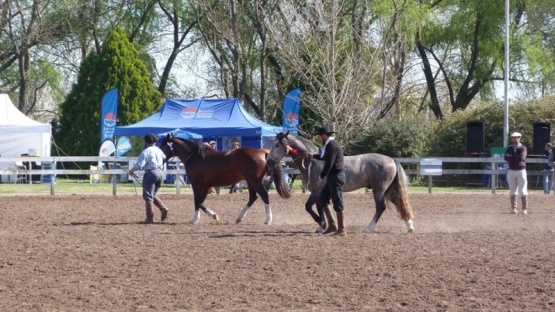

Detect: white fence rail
0,156,550,195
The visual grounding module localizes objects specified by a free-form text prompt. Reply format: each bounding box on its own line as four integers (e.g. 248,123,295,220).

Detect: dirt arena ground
1,191,554,311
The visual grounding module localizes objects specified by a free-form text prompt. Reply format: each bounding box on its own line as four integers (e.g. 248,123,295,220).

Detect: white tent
0,94,52,159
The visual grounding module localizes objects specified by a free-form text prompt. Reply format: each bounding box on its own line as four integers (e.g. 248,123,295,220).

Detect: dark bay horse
160,134,290,225
266,132,414,233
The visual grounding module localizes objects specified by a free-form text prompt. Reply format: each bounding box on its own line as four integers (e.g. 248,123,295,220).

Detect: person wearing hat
504,132,528,214
128,133,169,223
307,126,346,236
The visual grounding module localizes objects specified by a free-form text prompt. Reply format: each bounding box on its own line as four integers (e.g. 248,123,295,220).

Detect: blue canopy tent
115,98,282,149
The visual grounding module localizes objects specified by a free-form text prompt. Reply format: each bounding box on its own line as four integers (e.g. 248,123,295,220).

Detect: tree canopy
55,27,162,156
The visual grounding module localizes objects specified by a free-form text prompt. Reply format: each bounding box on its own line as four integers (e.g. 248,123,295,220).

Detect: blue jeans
544,169,554,194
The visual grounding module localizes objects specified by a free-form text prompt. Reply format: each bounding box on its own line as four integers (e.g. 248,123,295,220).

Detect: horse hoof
264,221,271,225
362,227,373,233
188,220,198,225
212,214,220,221
408,228,414,233
235,218,243,224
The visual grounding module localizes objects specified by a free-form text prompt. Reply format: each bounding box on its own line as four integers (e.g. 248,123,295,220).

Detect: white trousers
507,169,528,196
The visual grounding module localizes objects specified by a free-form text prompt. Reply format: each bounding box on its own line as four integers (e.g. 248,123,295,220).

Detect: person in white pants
504,132,528,214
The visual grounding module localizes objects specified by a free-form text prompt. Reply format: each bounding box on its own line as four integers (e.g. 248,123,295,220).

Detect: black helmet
144,133,157,145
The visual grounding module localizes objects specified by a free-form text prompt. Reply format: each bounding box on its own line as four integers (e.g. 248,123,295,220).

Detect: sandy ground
0,191,554,311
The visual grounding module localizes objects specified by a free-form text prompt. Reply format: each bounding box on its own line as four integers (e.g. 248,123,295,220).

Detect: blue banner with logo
116,136,132,157
100,88,118,143
282,88,301,135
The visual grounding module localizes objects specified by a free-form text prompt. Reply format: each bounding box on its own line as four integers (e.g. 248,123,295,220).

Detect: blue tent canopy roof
115,98,282,137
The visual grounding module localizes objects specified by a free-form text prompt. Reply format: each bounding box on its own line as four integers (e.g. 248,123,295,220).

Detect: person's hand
305,152,313,159
316,177,324,188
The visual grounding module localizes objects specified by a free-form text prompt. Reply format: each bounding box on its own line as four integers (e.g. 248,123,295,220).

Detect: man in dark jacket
308,126,347,236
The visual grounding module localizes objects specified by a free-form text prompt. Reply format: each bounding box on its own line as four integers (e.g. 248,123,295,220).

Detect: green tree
415,0,552,118
56,27,162,156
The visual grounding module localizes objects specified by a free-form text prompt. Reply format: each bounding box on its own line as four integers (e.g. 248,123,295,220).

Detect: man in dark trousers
128,133,169,223
308,126,346,236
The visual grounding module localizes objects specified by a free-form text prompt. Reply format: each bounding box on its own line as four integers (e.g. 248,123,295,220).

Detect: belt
145,168,162,172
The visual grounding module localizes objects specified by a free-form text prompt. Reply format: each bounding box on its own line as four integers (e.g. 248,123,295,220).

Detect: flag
116,136,132,157
100,88,118,144
282,88,301,135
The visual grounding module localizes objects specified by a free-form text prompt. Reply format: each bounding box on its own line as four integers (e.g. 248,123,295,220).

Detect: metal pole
427,175,432,194
50,173,55,196
489,162,497,194
503,0,510,148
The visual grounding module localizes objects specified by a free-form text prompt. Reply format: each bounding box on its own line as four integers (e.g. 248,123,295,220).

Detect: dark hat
314,126,336,135
144,133,157,144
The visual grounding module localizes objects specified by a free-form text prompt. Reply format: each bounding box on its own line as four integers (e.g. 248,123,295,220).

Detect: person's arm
503,147,512,162
519,146,527,166
129,152,146,175
319,143,338,179
312,148,323,160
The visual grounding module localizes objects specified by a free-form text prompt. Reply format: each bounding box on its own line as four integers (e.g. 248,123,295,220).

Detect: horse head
159,133,175,161
160,134,199,164
267,131,290,168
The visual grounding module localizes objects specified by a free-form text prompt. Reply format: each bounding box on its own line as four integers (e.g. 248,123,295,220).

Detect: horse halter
165,139,197,165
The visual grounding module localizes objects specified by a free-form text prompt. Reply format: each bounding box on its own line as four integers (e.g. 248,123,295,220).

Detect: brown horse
159,134,290,224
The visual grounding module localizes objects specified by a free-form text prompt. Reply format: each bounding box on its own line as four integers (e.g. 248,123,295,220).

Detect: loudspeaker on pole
467,121,485,156
532,122,550,155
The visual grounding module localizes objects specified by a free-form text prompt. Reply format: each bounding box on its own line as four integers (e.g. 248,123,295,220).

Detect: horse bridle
165,139,198,166
267,138,309,168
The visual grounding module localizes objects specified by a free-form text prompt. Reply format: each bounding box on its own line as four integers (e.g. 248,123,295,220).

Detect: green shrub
349,117,436,157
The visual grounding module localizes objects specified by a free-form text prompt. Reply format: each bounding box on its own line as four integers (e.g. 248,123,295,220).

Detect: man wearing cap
307,126,347,236
504,132,528,214
128,133,169,223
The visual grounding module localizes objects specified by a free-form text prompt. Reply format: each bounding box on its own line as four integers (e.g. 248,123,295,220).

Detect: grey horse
266,132,414,233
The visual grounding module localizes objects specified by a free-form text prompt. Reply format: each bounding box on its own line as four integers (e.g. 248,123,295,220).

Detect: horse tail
271,163,292,199
384,160,414,221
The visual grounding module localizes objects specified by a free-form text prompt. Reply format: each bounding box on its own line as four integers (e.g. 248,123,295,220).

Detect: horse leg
194,186,219,221
189,186,208,224
190,187,203,224
199,203,219,221
363,192,387,233
235,185,258,223
254,182,272,225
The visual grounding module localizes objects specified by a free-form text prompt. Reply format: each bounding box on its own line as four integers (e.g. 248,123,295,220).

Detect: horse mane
280,133,319,153
171,137,209,158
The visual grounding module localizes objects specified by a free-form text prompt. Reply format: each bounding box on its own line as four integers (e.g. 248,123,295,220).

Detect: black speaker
533,122,550,155
467,121,485,155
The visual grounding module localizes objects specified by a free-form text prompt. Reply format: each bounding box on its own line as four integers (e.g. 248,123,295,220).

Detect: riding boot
521,196,528,214
321,205,338,235
153,196,169,222
142,202,154,224
510,195,518,214
333,211,347,236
